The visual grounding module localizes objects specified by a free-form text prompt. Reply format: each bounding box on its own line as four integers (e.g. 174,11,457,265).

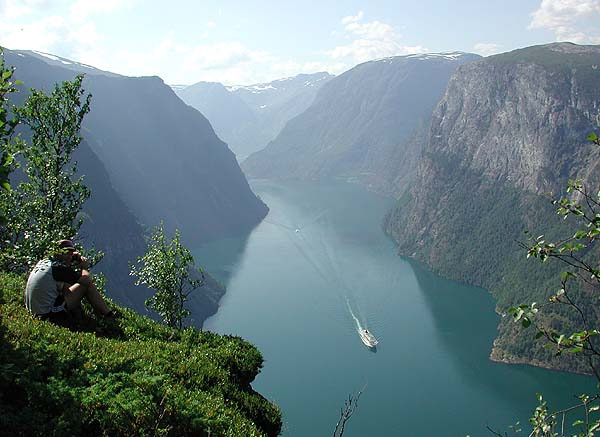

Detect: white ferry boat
359,329,378,348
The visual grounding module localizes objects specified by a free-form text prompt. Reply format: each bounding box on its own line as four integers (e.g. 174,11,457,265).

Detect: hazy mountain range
242,52,481,194
174,72,333,160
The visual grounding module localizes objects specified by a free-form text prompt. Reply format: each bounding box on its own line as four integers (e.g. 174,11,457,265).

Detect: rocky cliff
242,53,480,195
384,42,600,372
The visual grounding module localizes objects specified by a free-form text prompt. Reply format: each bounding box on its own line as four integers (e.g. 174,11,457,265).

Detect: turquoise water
193,180,595,437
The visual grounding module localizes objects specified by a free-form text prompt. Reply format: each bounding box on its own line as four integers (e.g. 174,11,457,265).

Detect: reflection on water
195,180,596,437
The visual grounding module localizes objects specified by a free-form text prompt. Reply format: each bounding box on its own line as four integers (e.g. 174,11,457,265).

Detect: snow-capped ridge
226,84,276,93
31,50,100,70
374,51,469,65
226,72,333,94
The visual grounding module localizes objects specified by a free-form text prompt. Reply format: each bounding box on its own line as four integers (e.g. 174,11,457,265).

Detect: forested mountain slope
384,42,600,372
242,53,480,195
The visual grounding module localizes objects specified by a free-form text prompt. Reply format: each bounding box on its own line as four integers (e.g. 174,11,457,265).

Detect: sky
1,0,600,86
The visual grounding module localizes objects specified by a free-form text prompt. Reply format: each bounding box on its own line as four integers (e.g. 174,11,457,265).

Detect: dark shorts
38,310,71,327
37,296,72,327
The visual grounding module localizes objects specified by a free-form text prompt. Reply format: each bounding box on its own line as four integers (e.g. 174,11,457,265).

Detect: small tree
130,222,204,330
0,74,93,269
0,50,23,220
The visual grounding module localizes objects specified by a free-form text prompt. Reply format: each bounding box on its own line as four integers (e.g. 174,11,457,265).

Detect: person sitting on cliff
24,239,118,325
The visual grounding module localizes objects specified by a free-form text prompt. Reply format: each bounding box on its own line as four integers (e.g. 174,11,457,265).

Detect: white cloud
529,0,600,43
182,42,272,72
69,0,129,22
1,15,66,52
79,35,277,85
473,43,503,56
0,0,128,54
0,0,53,19
207,20,217,28
341,10,363,25
327,12,428,65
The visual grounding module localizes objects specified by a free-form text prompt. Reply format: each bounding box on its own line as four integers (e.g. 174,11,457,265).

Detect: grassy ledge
0,272,281,437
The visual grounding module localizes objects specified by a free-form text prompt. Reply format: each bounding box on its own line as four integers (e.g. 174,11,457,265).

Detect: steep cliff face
6,49,267,247
384,42,600,372
75,141,224,324
243,53,480,195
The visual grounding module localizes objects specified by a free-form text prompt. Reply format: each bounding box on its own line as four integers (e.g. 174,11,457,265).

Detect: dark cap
57,239,76,251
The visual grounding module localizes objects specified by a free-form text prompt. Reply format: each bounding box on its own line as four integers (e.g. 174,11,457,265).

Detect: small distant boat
359,329,378,348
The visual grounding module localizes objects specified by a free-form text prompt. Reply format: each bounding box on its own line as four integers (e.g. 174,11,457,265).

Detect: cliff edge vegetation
0,272,282,436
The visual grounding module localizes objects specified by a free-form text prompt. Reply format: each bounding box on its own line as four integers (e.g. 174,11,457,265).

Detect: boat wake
265,207,380,347
346,298,363,332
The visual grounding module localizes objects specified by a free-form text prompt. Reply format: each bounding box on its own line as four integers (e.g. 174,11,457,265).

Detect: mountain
174,72,333,160
4,49,265,323
6,49,267,247
384,42,600,373
242,53,481,195
174,81,259,160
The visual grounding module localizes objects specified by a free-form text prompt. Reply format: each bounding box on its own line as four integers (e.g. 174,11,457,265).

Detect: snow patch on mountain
30,50,101,71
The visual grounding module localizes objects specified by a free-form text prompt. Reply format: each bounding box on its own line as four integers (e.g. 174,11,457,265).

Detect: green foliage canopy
0,74,93,269
130,222,203,330
0,50,23,216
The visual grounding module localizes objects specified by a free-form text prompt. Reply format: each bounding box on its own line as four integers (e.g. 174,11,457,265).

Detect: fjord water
195,180,594,437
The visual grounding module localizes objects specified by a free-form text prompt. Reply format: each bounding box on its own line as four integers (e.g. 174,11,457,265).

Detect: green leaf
588,133,599,141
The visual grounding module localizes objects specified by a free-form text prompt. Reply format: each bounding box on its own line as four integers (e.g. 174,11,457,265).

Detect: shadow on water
408,256,596,422
192,225,255,288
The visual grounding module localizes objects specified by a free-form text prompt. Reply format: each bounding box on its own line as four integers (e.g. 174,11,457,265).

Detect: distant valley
174,72,333,160
221,42,600,373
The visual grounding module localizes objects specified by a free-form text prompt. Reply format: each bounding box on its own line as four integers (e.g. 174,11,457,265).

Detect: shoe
102,309,120,319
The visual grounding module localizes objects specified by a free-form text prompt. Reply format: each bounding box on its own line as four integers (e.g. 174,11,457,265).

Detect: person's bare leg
63,270,110,316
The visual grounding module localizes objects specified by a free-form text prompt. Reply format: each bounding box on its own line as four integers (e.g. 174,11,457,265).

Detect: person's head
55,239,77,263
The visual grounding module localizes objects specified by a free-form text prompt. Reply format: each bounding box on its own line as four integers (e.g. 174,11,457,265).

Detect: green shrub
0,272,281,437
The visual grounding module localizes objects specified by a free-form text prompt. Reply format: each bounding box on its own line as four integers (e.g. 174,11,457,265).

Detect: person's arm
72,252,90,270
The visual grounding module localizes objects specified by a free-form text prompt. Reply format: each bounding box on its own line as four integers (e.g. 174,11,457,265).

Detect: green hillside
0,272,281,437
